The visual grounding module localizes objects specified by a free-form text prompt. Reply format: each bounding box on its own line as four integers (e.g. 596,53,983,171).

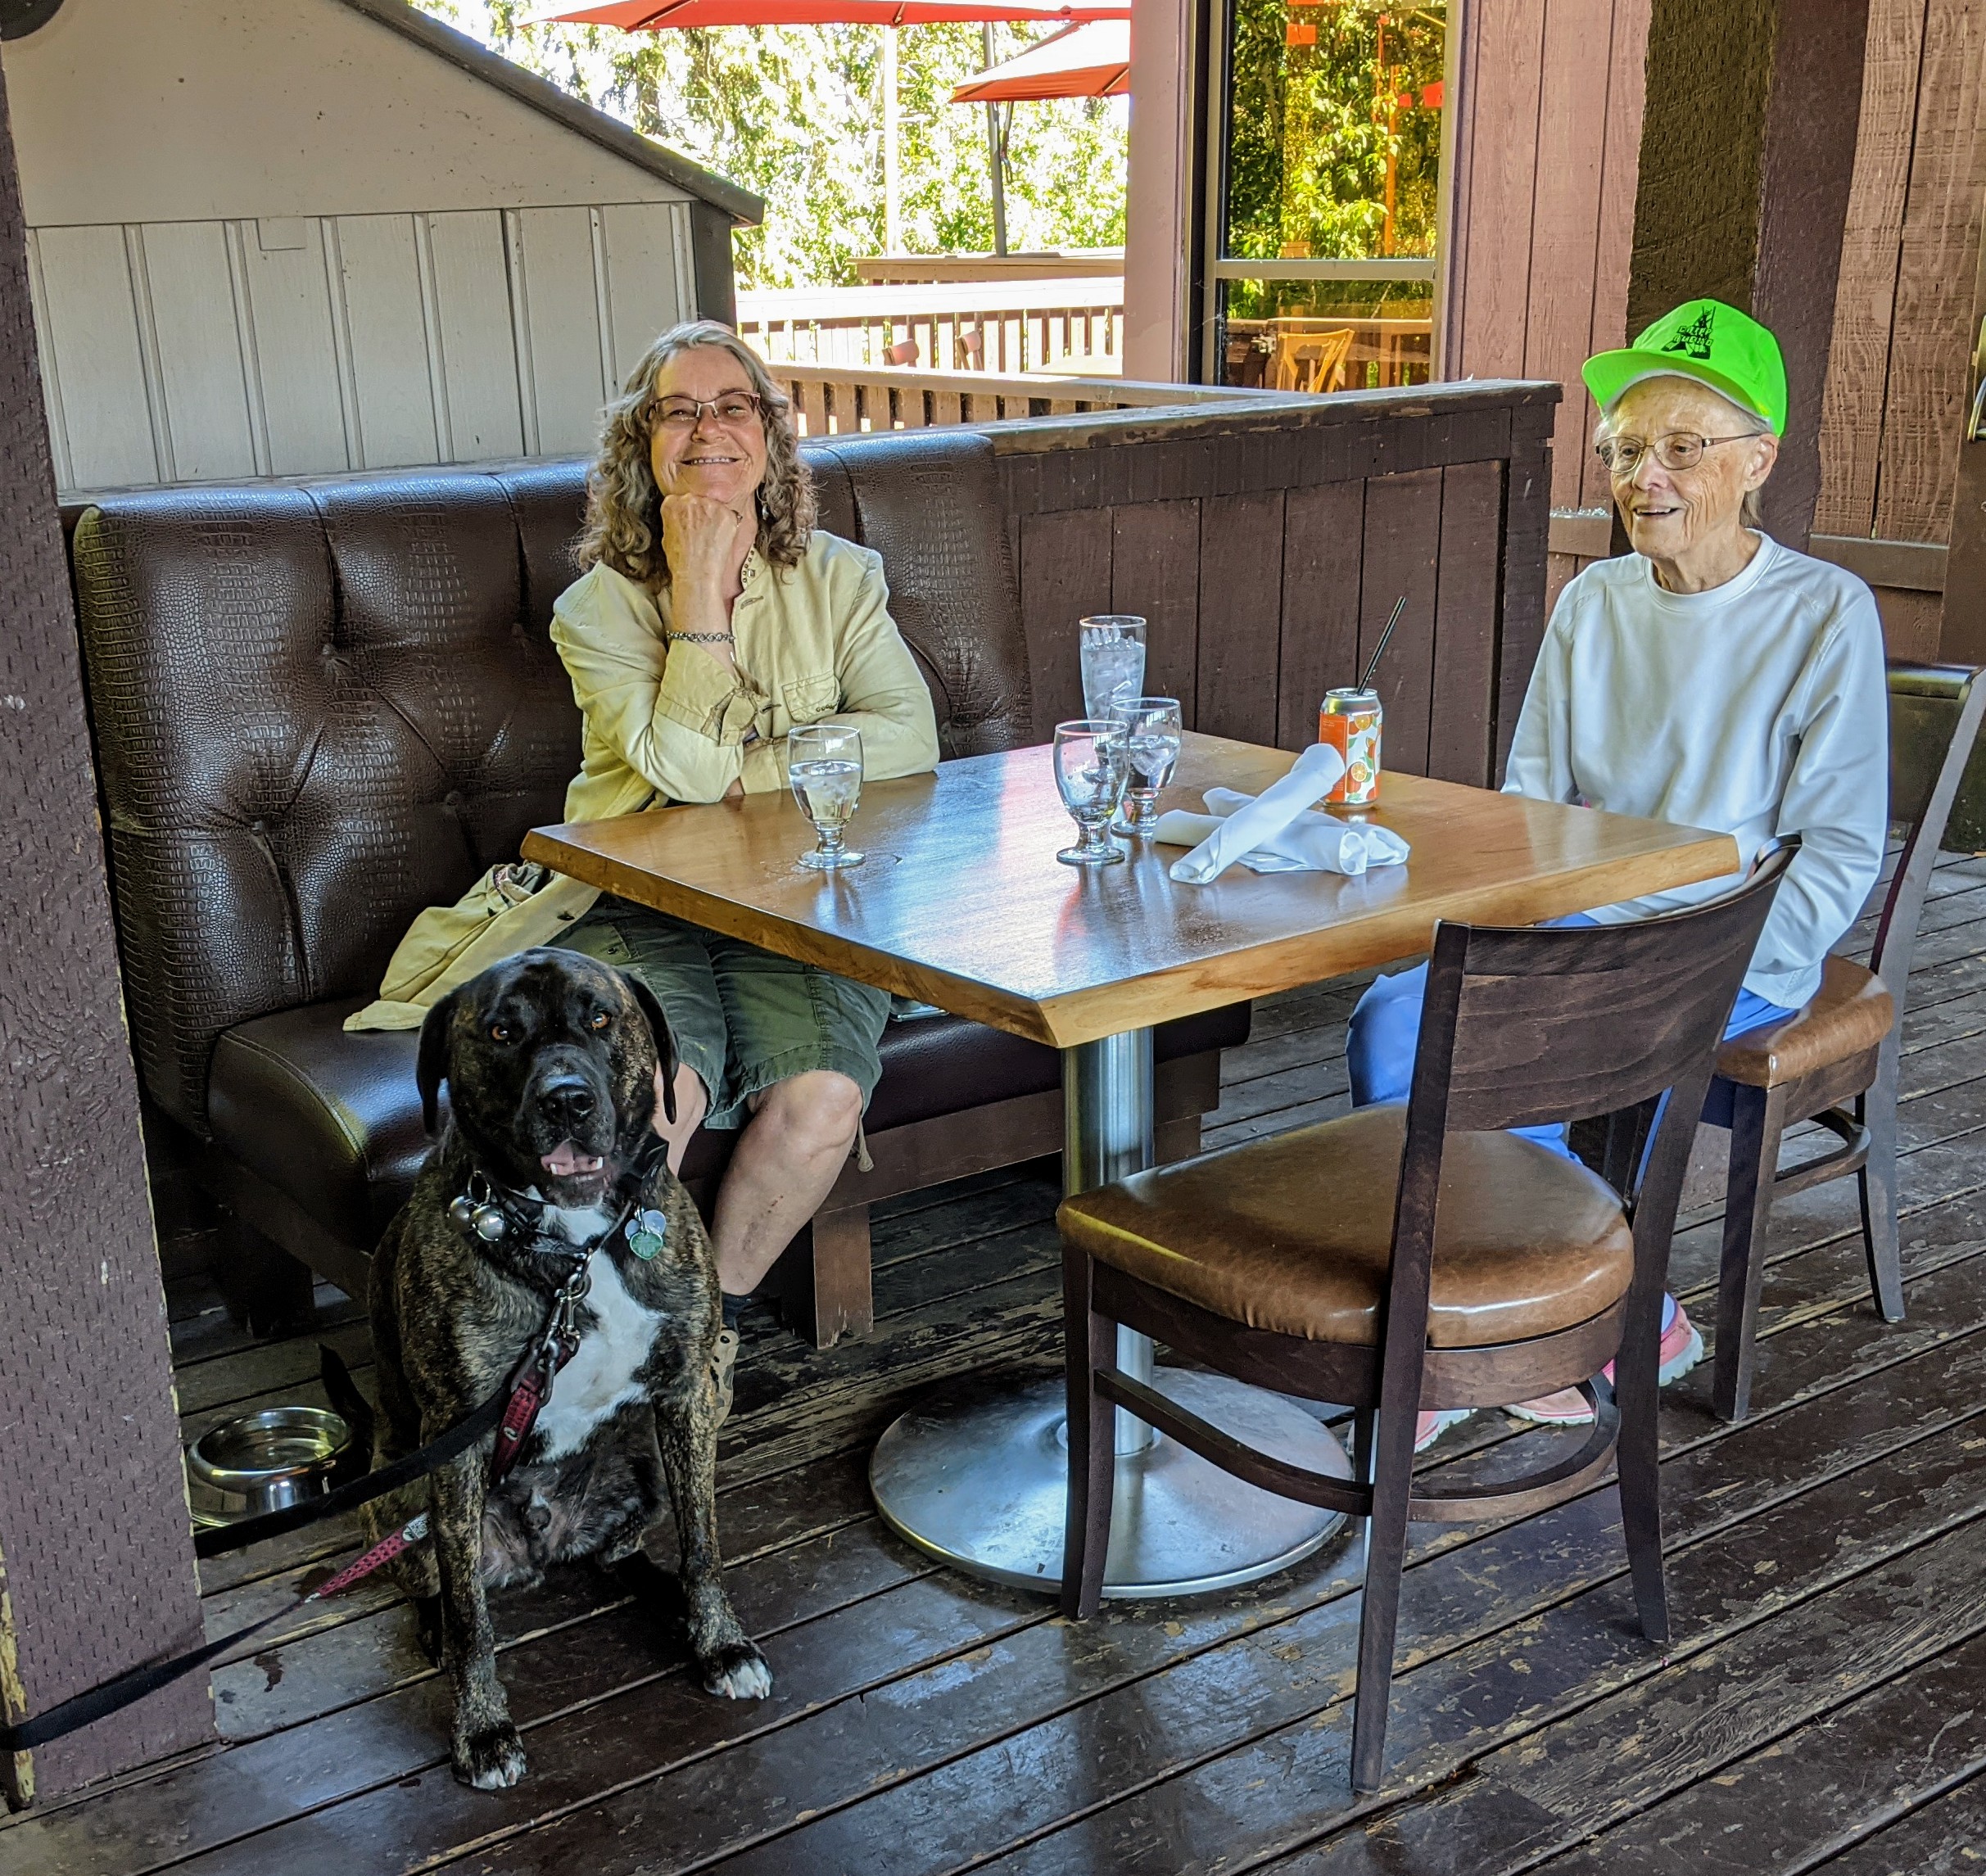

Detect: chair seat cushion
1715,954,1894,1091
208,997,1251,1254
1057,1104,1635,1348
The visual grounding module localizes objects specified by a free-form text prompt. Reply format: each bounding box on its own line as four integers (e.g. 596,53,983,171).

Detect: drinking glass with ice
1079,615,1147,719
788,723,864,870
1106,695,1183,835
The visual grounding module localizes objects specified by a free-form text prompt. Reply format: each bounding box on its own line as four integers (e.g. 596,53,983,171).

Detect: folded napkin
1165,743,1347,884
1159,758,1411,880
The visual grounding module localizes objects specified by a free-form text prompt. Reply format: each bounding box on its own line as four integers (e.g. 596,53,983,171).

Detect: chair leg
1349,1406,1416,1795
1612,1318,1669,1644
1858,1066,1905,1323
1712,1083,1788,1423
1061,1241,1115,1621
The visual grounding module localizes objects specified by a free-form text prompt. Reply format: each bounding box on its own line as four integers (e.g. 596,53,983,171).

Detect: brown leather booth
68,427,1246,1345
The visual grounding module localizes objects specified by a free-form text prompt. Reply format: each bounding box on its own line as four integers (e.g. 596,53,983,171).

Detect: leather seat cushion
1059,1103,1634,1349
1715,954,1894,1090
209,997,1251,1254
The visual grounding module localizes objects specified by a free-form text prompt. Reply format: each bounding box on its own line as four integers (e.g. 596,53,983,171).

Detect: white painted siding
29,201,698,495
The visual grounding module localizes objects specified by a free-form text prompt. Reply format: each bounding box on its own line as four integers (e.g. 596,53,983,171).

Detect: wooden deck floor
10,859,1986,1874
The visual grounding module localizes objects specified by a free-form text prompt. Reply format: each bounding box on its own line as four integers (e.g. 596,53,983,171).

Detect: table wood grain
522,734,1742,1050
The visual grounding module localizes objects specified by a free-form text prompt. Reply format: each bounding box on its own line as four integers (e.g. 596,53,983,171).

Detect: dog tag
626,1208,668,1261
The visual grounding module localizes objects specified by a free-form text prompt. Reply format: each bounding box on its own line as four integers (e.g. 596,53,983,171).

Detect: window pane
1217,278,1434,391
1223,0,1447,263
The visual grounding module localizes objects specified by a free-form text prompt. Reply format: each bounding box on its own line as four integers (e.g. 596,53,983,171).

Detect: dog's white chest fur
532,1206,666,1462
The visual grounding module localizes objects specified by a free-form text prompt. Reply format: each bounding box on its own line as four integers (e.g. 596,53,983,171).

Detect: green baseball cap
1581,297,1788,436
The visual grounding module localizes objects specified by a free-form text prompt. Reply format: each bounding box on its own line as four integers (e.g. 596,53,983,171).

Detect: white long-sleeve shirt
1502,535,1889,1009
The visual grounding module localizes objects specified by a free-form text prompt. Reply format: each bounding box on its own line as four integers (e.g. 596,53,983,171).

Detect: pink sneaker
1505,1300,1704,1428
1414,1408,1473,1452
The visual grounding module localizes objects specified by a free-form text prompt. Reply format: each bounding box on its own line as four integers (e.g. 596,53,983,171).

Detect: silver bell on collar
449,1174,509,1242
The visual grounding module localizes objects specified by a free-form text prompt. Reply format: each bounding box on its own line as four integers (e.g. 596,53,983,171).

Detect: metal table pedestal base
869,1022,1353,1599
870,1367,1350,1598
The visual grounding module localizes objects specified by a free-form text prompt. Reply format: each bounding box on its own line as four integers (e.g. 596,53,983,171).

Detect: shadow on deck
7,857,1986,1874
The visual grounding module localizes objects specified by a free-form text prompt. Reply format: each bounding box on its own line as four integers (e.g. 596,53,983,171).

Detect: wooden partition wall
984,381,1561,787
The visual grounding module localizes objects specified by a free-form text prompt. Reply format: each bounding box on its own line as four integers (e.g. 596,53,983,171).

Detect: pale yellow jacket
346,531,940,1030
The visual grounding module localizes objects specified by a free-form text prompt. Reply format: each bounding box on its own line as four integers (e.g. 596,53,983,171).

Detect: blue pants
1346,915,1796,1161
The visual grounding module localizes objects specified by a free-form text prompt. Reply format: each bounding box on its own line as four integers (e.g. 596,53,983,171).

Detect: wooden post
0,57,210,1802
1623,0,1871,549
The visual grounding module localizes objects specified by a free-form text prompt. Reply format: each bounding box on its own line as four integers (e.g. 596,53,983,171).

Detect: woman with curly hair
354,321,939,1414
553,322,939,1405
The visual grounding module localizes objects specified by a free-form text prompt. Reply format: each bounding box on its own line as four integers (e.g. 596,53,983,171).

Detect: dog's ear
622,972,678,1125
416,988,462,1138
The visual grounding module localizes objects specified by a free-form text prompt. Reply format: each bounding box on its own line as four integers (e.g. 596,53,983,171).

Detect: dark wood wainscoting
988,381,1560,785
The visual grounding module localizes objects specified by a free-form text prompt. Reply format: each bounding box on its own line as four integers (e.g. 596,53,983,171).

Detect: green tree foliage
1224,0,1444,263
419,2,1127,287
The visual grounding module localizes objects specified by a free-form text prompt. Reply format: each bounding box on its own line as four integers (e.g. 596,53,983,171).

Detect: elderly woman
355,321,939,1413
1346,299,1889,1440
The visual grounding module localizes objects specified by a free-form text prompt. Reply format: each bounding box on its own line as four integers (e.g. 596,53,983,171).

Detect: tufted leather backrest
71,431,1030,1136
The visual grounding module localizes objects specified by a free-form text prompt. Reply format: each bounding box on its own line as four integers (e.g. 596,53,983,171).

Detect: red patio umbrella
550,0,1124,25
539,0,1128,251
950,18,1128,102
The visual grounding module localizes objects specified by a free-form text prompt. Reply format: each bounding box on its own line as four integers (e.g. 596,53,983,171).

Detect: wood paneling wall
27,202,696,495
989,382,1559,784
1816,0,1986,545
1444,0,1652,518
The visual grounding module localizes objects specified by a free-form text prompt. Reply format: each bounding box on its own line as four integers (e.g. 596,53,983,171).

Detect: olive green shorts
550,895,889,1130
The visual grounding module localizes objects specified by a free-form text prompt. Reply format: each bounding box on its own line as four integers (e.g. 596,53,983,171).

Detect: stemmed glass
1107,695,1183,835
1052,720,1130,866
788,724,864,870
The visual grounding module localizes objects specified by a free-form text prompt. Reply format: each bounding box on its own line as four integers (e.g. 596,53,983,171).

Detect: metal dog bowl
187,1406,351,1528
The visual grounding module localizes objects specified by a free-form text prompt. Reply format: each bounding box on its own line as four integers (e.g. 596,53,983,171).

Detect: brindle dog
359,947,770,1790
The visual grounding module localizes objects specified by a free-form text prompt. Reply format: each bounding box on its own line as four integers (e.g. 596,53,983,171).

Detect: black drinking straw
1359,594,1409,692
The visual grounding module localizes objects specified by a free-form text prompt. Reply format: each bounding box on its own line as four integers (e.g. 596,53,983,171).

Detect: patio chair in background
1272,325,1355,395
1056,851,1791,1792
1707,660,1986,1422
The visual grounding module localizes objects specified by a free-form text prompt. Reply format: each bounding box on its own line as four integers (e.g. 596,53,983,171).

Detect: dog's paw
701,1641,772,1701
454,1721,528,1790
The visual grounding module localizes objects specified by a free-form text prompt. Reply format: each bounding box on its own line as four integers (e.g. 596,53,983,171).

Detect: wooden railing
735,276,1125,375
763,361,1287,437
853,250,1124,285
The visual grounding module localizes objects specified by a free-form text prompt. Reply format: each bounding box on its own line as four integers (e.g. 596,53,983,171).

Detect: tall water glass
1107,696,1183,835
1078,615,1147,719
1053,720,1129,866
788,724,864,870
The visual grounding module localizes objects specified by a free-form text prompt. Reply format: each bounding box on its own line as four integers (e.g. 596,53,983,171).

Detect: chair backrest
70,429,1032,1137
1384,848,1794,1344
1873,661,1986,996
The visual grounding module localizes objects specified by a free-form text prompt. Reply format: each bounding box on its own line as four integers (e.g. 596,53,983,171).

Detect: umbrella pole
881,24,900,254
982,22,1008,255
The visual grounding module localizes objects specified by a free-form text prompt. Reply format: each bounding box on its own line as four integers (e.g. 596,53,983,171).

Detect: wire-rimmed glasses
787,724,864,870
1052,721,1130,866
1592,431,1766,477
656,392,765,431
1106,696,1183,836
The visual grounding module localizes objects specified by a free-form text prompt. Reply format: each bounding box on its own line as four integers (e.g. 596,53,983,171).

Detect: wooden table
524,732,1740,1598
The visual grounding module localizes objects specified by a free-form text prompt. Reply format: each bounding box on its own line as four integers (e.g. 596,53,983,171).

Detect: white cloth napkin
1165,743,1347,883
1158,757,1411,880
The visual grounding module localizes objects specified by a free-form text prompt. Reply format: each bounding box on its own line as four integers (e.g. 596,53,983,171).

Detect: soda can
1318,688,1382,806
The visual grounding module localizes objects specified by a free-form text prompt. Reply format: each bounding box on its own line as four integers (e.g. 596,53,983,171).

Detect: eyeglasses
655,392,763,431
1594,431,1767,476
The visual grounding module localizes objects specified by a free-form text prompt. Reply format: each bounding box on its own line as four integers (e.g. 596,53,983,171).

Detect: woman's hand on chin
662,491,755,592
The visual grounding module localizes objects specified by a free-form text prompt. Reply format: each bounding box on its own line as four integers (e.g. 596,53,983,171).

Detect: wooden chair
1707,660,1986,1422
1057,852,1791,1793
1272,325,1355,395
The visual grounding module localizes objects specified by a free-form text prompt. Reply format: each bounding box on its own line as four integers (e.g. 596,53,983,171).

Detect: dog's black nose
538,1075,596,1125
